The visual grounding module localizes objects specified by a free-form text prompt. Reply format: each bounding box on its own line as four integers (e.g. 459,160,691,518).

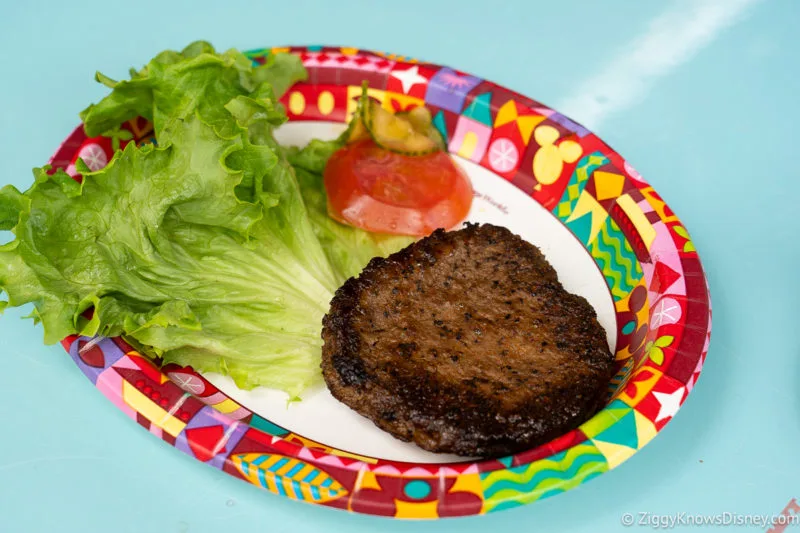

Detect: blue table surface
1,1,797,531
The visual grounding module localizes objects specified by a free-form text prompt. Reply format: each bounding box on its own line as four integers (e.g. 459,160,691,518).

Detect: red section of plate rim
47,45,711,519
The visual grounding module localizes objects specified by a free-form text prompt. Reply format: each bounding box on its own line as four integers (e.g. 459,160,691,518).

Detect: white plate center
203,121,617,464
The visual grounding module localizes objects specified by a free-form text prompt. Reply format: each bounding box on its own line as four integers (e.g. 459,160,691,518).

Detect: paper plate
48,45,712,519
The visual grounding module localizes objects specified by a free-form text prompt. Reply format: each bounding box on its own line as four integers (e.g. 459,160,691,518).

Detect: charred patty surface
321,223,614,457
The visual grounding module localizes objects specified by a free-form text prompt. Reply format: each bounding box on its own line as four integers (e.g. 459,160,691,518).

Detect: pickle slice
396,107,446,152
341,83,445,155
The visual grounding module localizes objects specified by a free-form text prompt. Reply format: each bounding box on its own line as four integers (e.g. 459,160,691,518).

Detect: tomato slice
323,139,473,236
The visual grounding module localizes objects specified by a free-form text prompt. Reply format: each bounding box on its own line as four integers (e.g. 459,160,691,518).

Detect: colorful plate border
47,45,712,519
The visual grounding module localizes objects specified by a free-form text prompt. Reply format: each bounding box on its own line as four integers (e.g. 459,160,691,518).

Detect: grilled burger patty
321,223,615,457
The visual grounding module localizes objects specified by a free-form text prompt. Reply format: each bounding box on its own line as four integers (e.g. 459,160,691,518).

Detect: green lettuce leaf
0,114,333,395
82,41,339,294
0,42,411,397
252,52,308,102
80,41,306,140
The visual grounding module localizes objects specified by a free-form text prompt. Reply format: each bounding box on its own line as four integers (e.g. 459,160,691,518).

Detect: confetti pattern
46,45,712,519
